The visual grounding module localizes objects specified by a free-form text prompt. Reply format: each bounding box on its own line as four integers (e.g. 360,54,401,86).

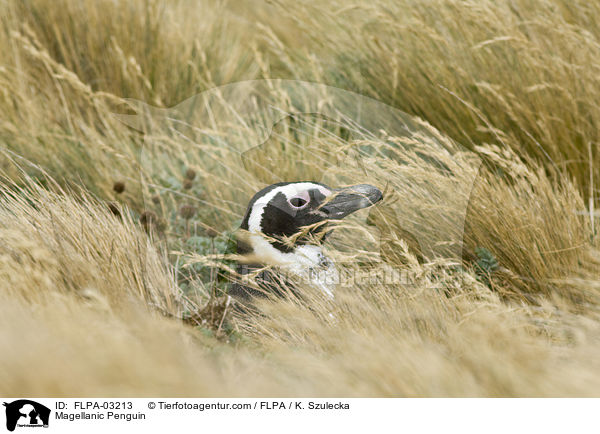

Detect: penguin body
229,181,382,304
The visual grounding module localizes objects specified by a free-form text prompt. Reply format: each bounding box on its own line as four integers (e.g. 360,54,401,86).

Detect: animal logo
3,400,50,431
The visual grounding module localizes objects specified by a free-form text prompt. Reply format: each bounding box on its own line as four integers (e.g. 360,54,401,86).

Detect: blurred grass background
0,0,599,396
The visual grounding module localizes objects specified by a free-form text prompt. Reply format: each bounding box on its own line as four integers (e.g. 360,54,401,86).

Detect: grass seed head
113,181,125,194
179,204,196,220
139,210,158,232
185,168,196,181
205,227,219,238
107,202,121,218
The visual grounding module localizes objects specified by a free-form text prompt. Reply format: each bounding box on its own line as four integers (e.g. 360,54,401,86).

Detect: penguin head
240,181,383,253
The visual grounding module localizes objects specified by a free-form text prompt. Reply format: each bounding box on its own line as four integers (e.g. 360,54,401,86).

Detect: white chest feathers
284,245,338,298
249,234,338,298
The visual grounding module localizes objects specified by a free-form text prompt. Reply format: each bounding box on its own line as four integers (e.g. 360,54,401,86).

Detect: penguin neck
248,234,328,268
248,234,338,298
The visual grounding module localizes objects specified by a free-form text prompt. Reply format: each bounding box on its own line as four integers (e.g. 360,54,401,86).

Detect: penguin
229,182,383,305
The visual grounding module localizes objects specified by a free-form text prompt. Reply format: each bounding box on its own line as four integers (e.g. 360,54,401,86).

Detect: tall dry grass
0,0,599,396
0,176,598,397
256,0,600,197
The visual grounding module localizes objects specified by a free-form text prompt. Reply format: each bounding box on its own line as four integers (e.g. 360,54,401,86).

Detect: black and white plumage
229,181,383,305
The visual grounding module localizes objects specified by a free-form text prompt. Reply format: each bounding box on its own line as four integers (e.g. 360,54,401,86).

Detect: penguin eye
289,197,308,208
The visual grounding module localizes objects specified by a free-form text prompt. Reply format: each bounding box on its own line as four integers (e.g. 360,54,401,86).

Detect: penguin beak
320,184,383,219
